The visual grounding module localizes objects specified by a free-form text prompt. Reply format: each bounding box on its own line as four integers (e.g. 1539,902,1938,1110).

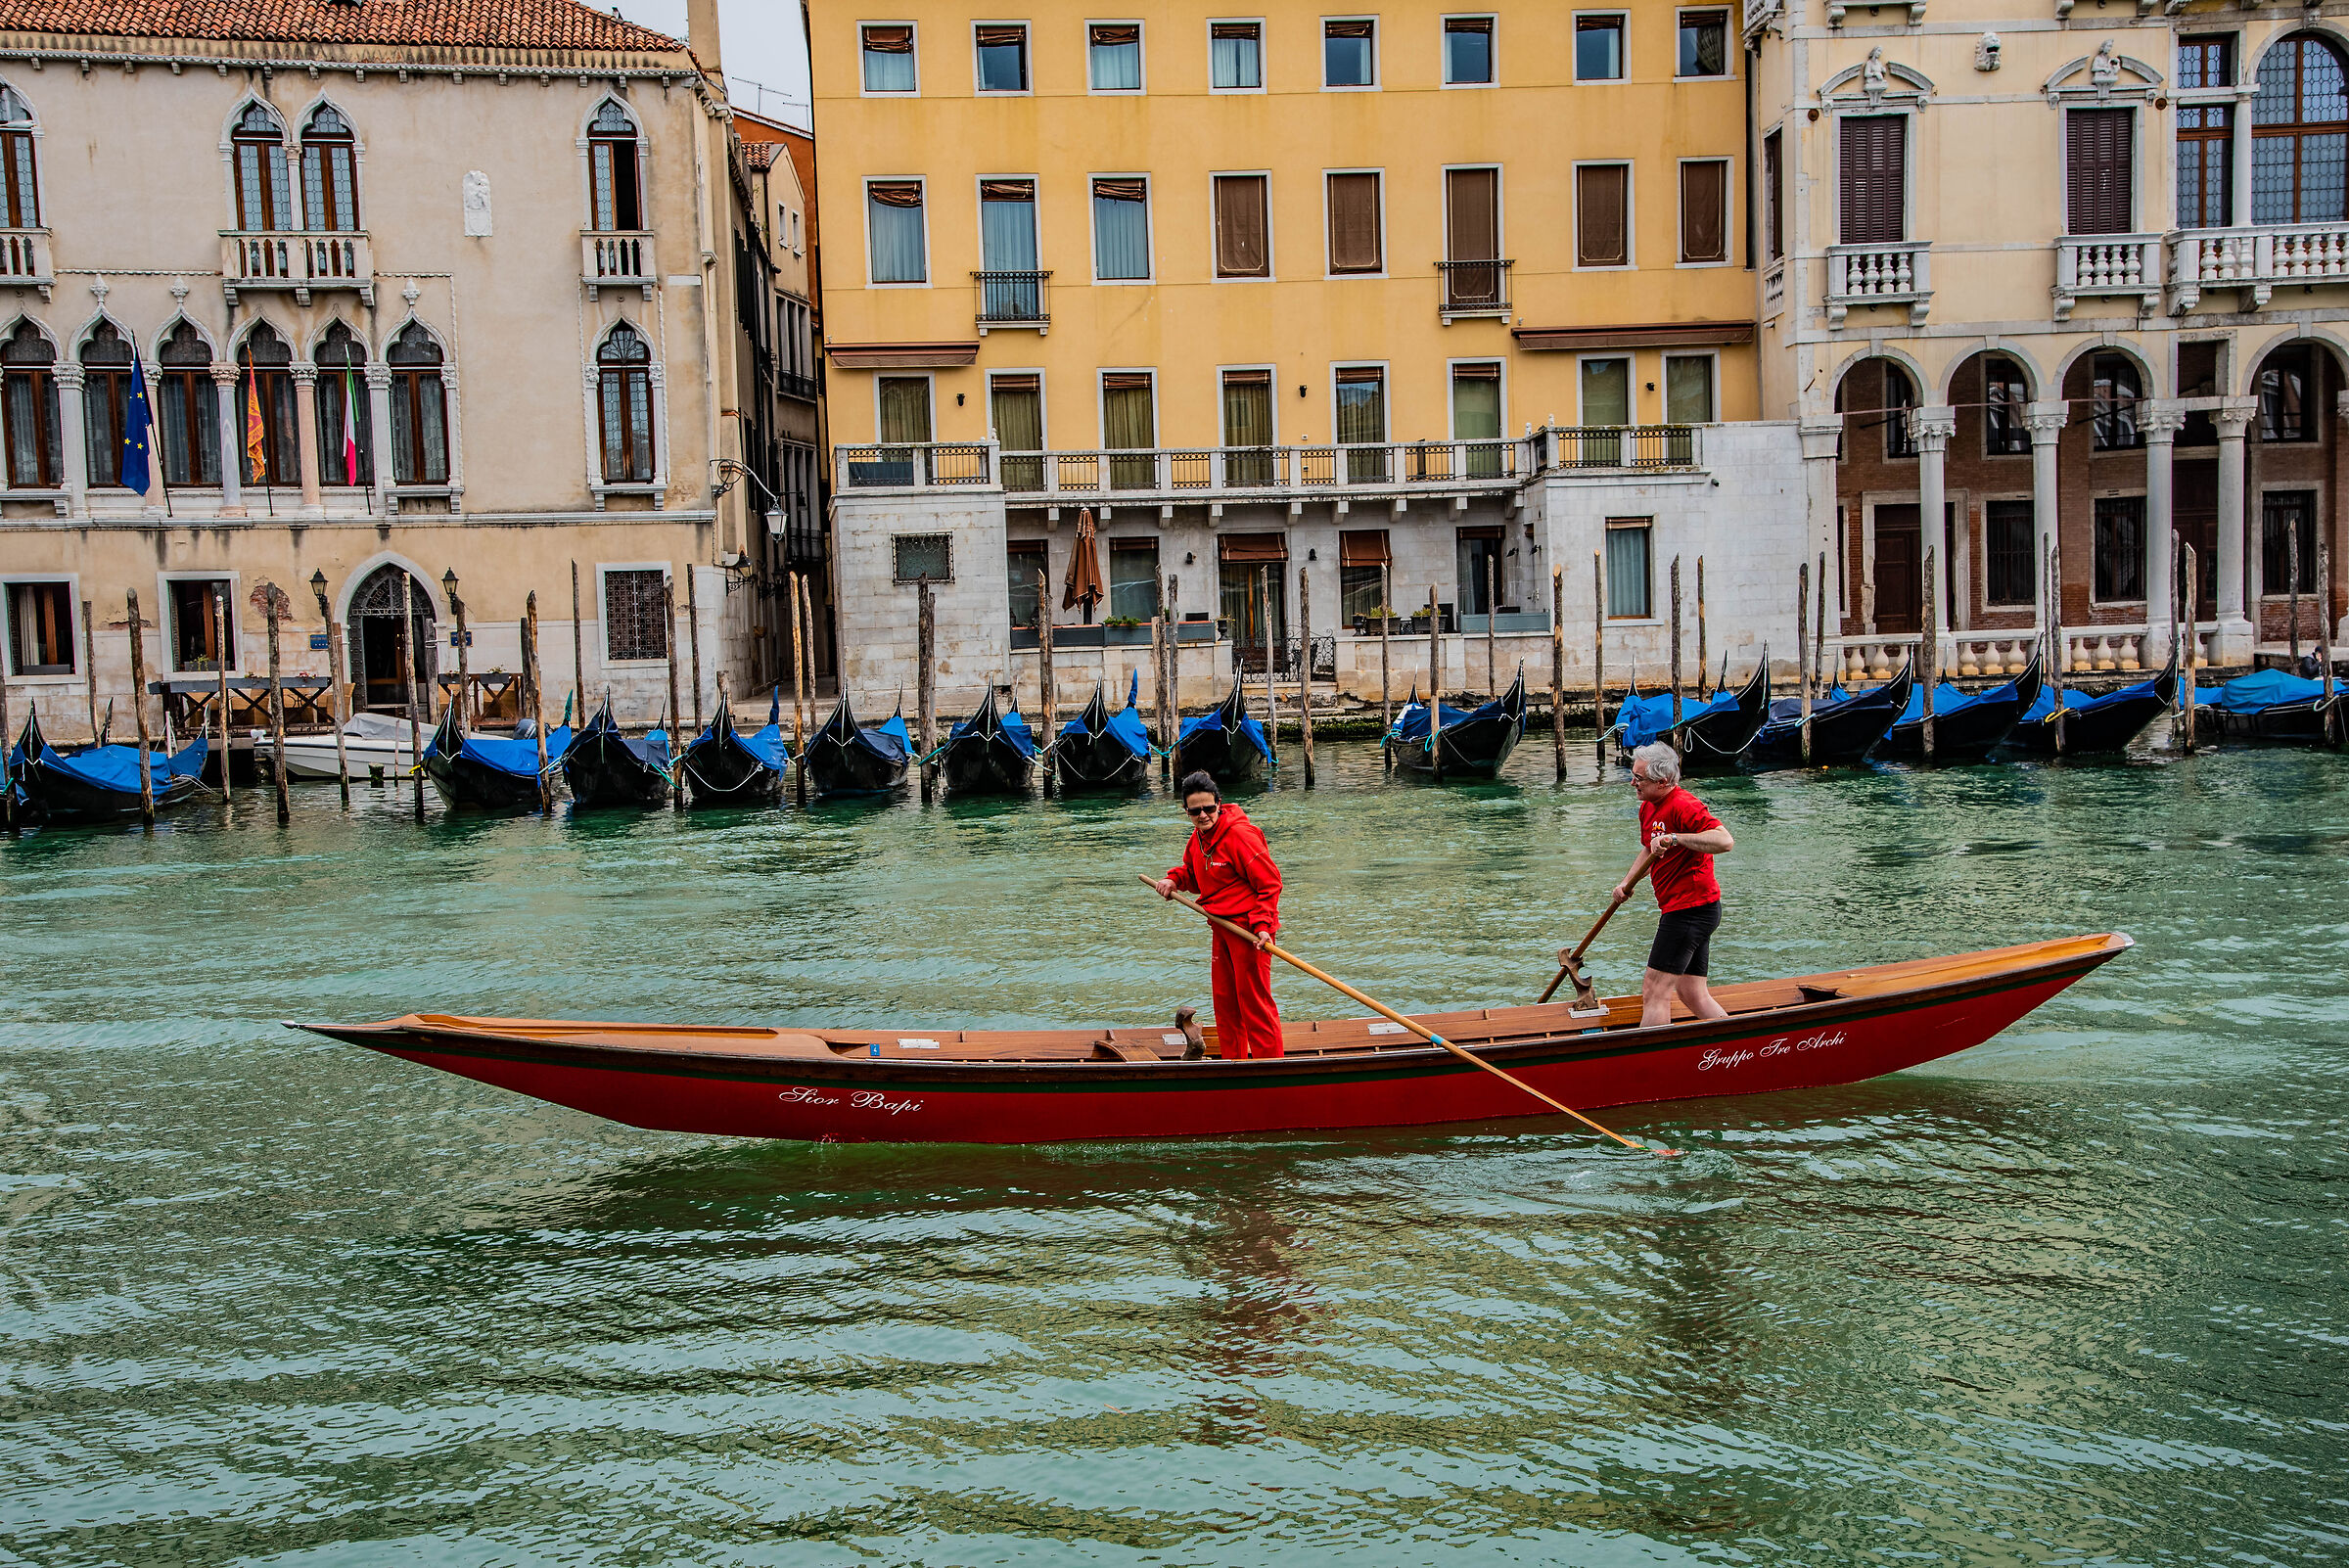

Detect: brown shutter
1763,131,1783,261
1339,529,1391,566
860,24,912,51
2066,108,2135,235
1088,23,1139,45
1327,172,1382,273
1577,164,1628,266
1214,174,1268,277
1838,115,1906,244
1333,365,1383,385
1446,167,1498,261
1219,532,1289,562
1681,160,1727,263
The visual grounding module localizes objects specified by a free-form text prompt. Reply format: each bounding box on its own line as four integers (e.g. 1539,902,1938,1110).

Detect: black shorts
1647,901,1723,978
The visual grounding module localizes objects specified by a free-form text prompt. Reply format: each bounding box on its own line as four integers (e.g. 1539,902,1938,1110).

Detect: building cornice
0,31,702,86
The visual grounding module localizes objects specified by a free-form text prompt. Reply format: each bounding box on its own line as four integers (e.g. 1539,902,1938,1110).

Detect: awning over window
1512,321,1756,351
861,24,912,51
1219,532,1288,564
1088,23,1139,45
826,341,980,369
975,24,1025,46
1339,530,1390,567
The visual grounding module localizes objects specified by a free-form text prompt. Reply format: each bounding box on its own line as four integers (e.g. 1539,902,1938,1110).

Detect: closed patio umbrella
1063,507,1105,623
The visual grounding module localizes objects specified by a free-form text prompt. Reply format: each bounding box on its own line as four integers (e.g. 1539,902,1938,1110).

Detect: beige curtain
1681,161,1727,263
1577,164,1628,266
1215,175,1268,277
1327,172,1382,273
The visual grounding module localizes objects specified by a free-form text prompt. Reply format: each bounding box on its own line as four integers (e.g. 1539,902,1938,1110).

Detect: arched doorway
2243,337,2344,648
1833,356,1922,635
345,564,436,710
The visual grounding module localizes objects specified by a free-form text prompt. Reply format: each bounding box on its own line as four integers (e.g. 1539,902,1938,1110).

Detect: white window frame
1440,161,1505,263
1096,367,1161,449
1676,155,1735,268
1088,171,1155,284
1446,357,1509,442
1572,159,1635,271
873,371,937,444
986,366,1049,451
1217,361,1281,446
1327,359,1392,449
857,20,921,97
157,569,245,675
1,571,80,685
1321,166,1388,280
862,173,930,289
1603,519,1657,623
1206,17,1267,95
1575,353,1635,426
1572,11,1628,84
974,172,1042,274
1672,6,1733,82
1085,18,1147,95
971,20,1033,96
1662,351,1720,424
1320,15,1381,93
595,561,674,667
1208,169,1277,282
1440,13,1498,90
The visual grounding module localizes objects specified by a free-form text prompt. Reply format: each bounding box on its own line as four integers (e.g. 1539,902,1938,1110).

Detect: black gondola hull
1390,715,1523,777
562,731,672,808
15,758,202,819
2212,696,2341,745
1879,659,2043,762
1673,664,1773,769
422,712,548,810
1172,726,1266,787
2003,660,2177,757
805,733,909,796
683,737,789,805
941,733,1034,794
1054,735,1150,791
1749,666,1913,767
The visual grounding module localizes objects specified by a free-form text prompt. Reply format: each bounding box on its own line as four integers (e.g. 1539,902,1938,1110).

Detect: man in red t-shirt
1153,770,1285,1058
1595,741,1735,1028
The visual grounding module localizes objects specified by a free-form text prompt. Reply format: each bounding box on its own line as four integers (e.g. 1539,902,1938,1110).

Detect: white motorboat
281,711,422,779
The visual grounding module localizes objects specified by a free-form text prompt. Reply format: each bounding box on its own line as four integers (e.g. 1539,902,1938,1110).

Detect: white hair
1631,743,1682,785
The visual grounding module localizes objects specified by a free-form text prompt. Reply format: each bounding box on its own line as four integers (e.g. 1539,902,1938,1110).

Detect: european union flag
120,351,154,493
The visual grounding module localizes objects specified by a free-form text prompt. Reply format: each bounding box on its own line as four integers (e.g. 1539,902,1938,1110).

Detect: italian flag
341,370,359,484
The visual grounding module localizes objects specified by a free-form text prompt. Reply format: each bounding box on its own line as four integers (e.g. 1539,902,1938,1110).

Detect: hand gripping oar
1140,876,1679,1157
1538,892,1630,1014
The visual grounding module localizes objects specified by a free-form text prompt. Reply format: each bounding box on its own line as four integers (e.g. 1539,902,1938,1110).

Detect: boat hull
1054,735,1151,790
805,733,908,796
941,732,1034,794
423,750,546,810
17,757,202,819
2004,696,2166,756
1172,725,1265,787
1390,713,1523,777
307,935,2128,1145
1878,696,2027,761
282,735,415,778
1750,668,1912,767
2212,696,2342,746
681,737,787,805
562,732,672,808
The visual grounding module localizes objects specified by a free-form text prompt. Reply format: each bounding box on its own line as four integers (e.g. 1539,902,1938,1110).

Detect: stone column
290,362,324,516
54,362,87,517
1798,417,1843,648
2026,402,2067,636
2214,397,2256,663
2142,401,2185,647
365,362,395,515
1912,406,1957,656
210,362,244,515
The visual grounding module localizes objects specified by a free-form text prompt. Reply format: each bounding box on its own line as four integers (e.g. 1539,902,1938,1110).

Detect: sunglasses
1185,803,1221,817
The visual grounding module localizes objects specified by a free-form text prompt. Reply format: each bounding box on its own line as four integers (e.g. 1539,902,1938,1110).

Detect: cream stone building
1752,0,2349,677
0,0,819,742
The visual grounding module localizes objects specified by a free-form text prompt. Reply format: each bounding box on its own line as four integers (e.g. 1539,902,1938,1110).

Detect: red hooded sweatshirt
1167,803,1282,937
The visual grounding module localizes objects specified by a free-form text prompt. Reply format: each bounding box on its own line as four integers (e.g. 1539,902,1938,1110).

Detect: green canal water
3,735,2344,1566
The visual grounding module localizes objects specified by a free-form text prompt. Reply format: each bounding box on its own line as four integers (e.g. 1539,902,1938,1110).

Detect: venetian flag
119,350,155,492
244,363,267,482
341,369,359,484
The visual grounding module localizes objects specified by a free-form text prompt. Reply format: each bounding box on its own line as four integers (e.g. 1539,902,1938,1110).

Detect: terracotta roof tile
0,0,682,53
741,140,776,170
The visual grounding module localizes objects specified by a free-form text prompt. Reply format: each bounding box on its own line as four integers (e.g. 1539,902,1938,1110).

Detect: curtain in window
1336,367,1385,481
878,377,932,444
1214,175,1267,276
1327,173,1381,273
980,181,1036,270
1089,25,1141,89
1681,160,1727,262
990,375,1042,489
158,324,220,485
388,324,447,484
1103,373,1154,489
1665,356,1713,424
1092,179,1150,279
867,182,927,282
1451,365,1500,440
1007,545,1046,628
1581,358,1630,426
314,324,373,486
861,25,916,91
0,321,56,488
1324,20,1374,86
1221,370,1271,448
1680,12,1727,76
1109,539,1160,620
1211,23,1261,88
1577,164,1628,265
1606,526,1650,618
80,323,130,487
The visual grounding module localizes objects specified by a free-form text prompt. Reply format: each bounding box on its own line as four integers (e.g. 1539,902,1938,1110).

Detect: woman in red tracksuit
1152,770,1285,1059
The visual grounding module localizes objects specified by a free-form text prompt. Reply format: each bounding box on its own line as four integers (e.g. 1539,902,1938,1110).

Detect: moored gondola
2192,667,2343,746
561,696,672,808
7,707,207,820
1749,660,1914,767
421,707,571,810
2004,654,2177,757
1174,679,1271,786
1388,666,1528,778
1053,672,1152,792
1877,649,2045,762
940,685,1036,795
679,696,795,805
1610,659,1771,769
803,692,912,797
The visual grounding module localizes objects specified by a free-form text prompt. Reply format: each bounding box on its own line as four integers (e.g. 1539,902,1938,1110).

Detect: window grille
604,569,669,661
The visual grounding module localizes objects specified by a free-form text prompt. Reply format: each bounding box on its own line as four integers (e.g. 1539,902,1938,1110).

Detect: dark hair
1178,770,1221,802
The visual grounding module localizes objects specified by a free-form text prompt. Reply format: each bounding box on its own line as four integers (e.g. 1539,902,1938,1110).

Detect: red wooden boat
292,934,2129,1144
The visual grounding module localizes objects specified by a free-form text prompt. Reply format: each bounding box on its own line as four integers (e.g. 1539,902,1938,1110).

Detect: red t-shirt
1638,787,1724,913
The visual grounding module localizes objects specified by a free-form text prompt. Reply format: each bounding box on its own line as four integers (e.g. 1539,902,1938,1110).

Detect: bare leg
1675,973,1729,1022
1640,967,1681,1028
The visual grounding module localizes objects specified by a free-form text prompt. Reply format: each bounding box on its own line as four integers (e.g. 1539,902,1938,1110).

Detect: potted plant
1103,615,1154,645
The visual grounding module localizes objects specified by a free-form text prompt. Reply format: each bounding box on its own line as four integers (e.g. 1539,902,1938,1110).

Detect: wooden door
1873,503,1921,634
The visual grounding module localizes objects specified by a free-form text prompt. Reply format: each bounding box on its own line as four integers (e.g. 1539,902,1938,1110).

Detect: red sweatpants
1210,927,1284,1058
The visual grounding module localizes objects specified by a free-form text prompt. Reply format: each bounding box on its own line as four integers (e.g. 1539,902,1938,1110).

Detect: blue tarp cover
1078,703,1154,759
1178,707,1268,758
2191,669,2327,714
1611,688,1739,750
1896,682,1986,725
864,714,913,762
9,735,207,795
950,705,1038,758
2020,669,2168,723
456,726,572,780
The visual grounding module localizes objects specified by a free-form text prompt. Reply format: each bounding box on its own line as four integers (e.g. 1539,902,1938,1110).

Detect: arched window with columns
2253,33,2349,224
240,322,299,487
587,100,644,232
595,322,654,483
0,85,38,229
0,319,56,487
314,321,372,486
387,321,448,485
156,320,219,486
300,104,359,232
231,102,297,233
79,321,132,487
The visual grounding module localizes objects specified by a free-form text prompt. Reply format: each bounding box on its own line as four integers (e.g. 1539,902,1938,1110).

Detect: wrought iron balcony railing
1436,258,1513,317
974,269,1051,330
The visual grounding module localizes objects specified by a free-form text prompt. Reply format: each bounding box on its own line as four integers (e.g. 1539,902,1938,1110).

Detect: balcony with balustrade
219,230,374,306
973,270,1050,333
0,226,52,300
582,231,658,300
2052,233,2162,320
1436,258,1512,321
2167,221,2349,312
1824,240,1930,326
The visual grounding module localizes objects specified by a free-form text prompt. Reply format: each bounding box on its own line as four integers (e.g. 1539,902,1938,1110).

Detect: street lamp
308,568,329,618
440,568,459,605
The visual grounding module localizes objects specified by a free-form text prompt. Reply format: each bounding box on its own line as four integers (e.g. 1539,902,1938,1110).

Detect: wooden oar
1140,876,1678,1157
1538,891,1629,1013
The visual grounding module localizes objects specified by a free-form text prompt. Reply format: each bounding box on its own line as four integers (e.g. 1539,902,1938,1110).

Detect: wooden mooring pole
917,576,937,802
570,559,585,723
1695,556,1708,699
125,589,155,826
310,580,349,807
685,566,705,733
450,585,471,730
1591,549,1607,769
1037,569,1056,792
1378,561,1393,743
390,579,420,817
1796,562,1813,765
1814,550,1829,699
1669,556,1683,734
80,598,98,741
2047,540,2068,756
1259,566,1276,761
787,572,807,805
1484,553,1497,699
1163,573,1178,778
1428,583,1443,780
2319,530,2337,744
526,590,551,811
211,587,234,803
664,576,685,810
0,643,14,834
1921,548,1939,761
1550,564,1566,782
264,585,290,823
1298,565,1314,786
2181,540,2199,754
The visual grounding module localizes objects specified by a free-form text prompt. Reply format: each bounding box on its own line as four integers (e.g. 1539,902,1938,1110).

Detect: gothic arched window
596,323,653,483
301,104,359,232
2254,34,2349,224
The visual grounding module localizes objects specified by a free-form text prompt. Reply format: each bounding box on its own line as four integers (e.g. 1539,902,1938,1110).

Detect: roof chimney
687,0,722,79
